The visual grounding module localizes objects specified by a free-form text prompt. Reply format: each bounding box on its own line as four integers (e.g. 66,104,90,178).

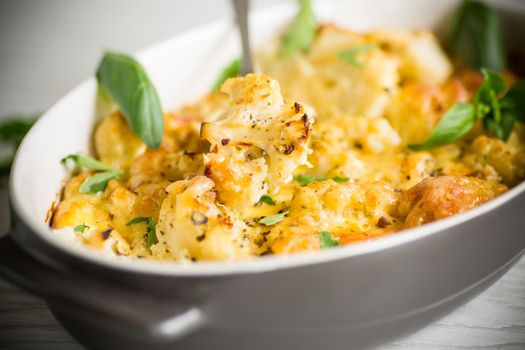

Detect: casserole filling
51,10,524,262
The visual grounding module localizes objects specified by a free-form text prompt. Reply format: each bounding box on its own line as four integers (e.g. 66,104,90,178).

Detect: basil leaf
338,45,376,67
62,154,114,171
293,174,327,186
448,0,505,71
319,231,339,249
484,110,515,141
127,216,157,249
281,0,316,56
258,211,289,226
409,103,476,150
259,195,276,205
74,224,89,233
474,68,505,118
332,176,349,183
96,52,164,149
502,80,525,122
212,59,241,92
79,169,122,193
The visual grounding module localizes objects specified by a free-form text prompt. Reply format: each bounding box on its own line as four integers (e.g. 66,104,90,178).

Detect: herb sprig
449,0,505,71
127,216,157,249
258,211,289,226
338,45,377,68
281,0,316,56
62,154,123,193
212,58,241,92
96,52,164,149
319,231,339,249
410,69,525,150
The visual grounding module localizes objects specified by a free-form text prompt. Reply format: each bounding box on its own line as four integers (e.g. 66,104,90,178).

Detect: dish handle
0,233,205,342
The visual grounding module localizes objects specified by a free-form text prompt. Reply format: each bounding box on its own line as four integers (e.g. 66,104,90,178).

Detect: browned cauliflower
153,175,253,261
200,74,313,208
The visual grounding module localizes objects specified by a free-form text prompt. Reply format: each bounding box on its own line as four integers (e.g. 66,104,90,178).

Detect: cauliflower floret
260,25,400,118
200,74,313,206
204,144,268,209
370,29,452,85
153,176,253,261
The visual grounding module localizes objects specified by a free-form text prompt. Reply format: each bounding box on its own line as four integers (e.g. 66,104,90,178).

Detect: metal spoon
231,0,254,75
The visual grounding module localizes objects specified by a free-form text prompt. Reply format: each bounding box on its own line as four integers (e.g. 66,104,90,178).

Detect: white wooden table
0,0,524,349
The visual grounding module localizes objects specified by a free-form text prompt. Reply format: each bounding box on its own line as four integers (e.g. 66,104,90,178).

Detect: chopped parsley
74,224,89,233
126,217,157,249
319,231,339,249
258,211,289,226
338,45,377,67
259,195,276,205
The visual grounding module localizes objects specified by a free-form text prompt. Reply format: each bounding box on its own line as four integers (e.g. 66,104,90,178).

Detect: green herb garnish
259,195,276,205
212,58,241,92
61,154,114,171
281,0,316,56
319,231,339,249
410,69,525,149
63,154,123,193
449,0,505,71
409,103,475,150
332,176,350,183
79,169,123,193
126,217,157,249
293,174,327,186
74,224,89,233
0,115,38,175
96,52,164,149
258,211,289,226
338,45,376,67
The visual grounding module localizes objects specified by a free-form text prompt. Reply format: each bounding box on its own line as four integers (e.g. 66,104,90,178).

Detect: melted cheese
52,25,524,262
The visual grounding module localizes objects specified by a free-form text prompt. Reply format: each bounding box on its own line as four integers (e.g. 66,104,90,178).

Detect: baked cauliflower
201,73,313,207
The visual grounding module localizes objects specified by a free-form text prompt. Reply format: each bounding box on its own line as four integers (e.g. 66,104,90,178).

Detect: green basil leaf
96,52,164,149
259,195,276,205
212,58,241,92
319,231,339,249
448,0,505,71
293,174,327,186
74,224,89,233
338,45,376,67
281,0,316,56
332,176,350,183
258,211,289,226
502,80,525,122
127,216,157,249
62,154,114,171
79,169,122,193
484,110,515,141
474,68,506,117
409,103,476,150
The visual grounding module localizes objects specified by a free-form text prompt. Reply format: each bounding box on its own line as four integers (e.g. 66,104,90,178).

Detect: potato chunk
398,176,507,228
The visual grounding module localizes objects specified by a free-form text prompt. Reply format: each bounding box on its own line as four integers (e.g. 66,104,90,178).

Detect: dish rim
8,0,525,277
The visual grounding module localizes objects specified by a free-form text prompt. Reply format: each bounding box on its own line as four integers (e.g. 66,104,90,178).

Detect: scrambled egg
52,25,524,261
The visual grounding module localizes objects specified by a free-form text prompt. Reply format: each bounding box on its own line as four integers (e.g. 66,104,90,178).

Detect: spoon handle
231,0,254,75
